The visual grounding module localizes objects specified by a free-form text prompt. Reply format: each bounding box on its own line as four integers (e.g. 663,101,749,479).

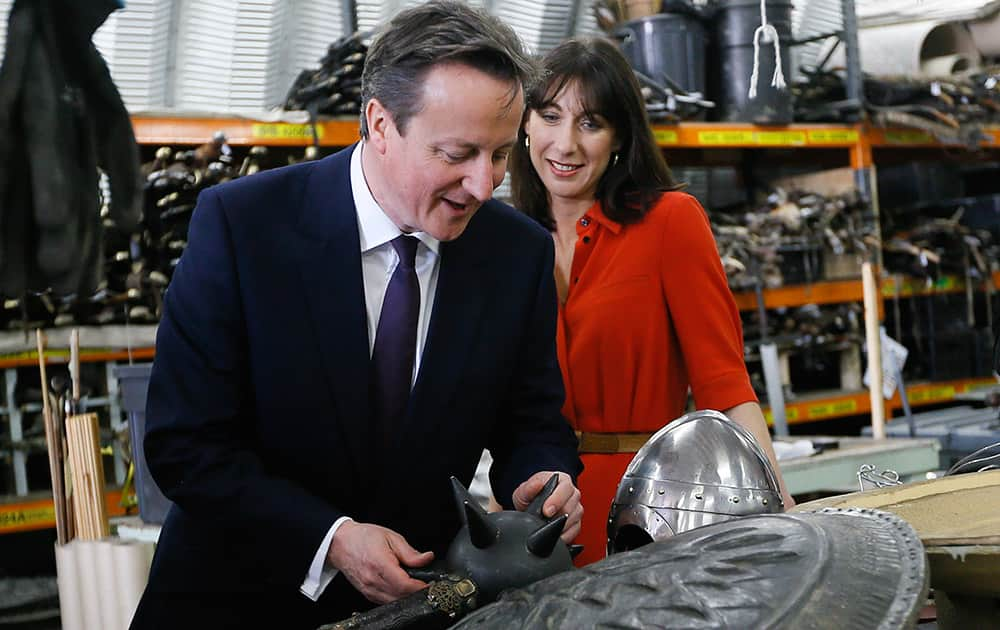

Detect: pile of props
794,69,1000,146
712,188,871,291
285,33,367,118
320,410,942,630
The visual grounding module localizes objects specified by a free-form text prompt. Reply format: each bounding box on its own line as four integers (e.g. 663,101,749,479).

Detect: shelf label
805,399,857,420
0,503,54,534
0,349,70,362
807,129,859,144
907,385,956,404
653,129,679,145
882,275,961,297
697,130,806,146
959,379,997,393
698,130,754,145
756,131,807,146
883,130,933,145
764,407,799,424
251,123,323,141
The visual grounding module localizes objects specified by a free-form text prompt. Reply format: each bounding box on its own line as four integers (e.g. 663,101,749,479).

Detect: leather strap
576,431,654,454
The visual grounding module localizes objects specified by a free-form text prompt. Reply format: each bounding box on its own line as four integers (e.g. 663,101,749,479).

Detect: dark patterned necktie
371,235,420,445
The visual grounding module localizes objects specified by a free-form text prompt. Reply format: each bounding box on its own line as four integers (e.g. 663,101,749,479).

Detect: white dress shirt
300,143,442,600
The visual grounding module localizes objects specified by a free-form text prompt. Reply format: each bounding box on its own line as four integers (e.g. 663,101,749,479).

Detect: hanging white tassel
748,0,787,99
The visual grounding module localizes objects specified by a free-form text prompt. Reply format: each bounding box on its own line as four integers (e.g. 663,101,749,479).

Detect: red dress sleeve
656,193,758,411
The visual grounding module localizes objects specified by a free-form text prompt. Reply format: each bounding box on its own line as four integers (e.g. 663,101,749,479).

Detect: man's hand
512,471,583,543
327,521,434,604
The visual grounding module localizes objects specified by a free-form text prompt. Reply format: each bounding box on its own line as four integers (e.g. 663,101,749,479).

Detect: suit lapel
295,148,372,475
404,230,490,442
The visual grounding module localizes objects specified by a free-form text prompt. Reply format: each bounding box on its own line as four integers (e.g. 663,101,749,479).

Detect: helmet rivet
731,496,740,503
762,499,768,505
694,493,703,500
628,486,634,493
658,488,665,495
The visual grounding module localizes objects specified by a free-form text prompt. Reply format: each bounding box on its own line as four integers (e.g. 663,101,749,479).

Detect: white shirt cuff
299,516,353,601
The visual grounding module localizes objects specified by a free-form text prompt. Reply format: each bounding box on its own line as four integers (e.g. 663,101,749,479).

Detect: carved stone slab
453,509,927,630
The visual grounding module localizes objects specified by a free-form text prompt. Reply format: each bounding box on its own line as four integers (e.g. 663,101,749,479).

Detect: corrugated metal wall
3,1,997,113
0,0,645,113
855,0,999,23
0,1,12,69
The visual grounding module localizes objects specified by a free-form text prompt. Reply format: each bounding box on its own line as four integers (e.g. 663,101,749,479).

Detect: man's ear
365,98,393,155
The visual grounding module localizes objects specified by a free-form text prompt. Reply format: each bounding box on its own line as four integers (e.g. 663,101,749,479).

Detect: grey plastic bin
115,364,173,524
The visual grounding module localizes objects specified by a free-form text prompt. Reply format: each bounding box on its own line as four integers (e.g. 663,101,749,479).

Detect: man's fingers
542,474,581,518
512,473,546,509
380,563,428,596
354,563,426,605
388,535,435,567
515,471,572,512
334,523,435,605
560,520,581,544
542,481,575,517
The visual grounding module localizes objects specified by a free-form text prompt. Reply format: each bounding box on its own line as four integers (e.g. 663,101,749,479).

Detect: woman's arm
724,401,796,510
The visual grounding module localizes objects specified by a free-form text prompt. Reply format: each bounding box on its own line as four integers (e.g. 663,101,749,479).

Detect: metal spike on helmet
526,514,568,558
524,473,560,517
445,476,576,604
465,501,500,549
452,476,485,528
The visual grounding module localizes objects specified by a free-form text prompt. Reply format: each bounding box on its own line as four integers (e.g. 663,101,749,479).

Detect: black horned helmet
445,475,581,603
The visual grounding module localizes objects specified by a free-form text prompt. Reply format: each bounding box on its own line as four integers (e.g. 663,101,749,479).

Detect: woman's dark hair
510,37,680,230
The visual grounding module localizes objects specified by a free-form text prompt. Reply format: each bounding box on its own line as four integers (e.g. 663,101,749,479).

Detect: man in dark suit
131,2,583,628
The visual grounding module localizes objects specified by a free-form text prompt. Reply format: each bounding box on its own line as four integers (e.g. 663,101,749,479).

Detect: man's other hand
512,471,583,543
327,521,434,604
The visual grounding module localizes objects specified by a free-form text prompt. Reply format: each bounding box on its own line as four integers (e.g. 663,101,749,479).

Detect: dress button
580,217,590,227
582,236,591,244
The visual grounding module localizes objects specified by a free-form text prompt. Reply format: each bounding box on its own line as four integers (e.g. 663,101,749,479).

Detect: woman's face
523,80,620,206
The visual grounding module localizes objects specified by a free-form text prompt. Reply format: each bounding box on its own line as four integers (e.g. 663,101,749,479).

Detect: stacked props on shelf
284,33,367,118
635,68,715,122
882,212,997,282
741,303,861,351
0,133,319,330
712,188,871,291
794,67,1000,145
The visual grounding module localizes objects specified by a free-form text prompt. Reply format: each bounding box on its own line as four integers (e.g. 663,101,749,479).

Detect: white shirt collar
350,143,440,256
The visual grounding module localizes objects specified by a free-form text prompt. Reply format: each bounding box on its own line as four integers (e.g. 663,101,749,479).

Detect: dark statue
322,475,578,629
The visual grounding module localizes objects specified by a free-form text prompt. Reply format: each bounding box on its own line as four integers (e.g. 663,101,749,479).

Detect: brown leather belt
576,431,654,454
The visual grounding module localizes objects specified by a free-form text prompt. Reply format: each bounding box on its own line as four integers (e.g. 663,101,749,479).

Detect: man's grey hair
360,0,537,139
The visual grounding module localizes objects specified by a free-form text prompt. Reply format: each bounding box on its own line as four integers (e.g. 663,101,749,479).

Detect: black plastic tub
714,0,794,124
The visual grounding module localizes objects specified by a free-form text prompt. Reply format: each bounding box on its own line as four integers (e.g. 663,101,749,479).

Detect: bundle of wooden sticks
37,328,109,544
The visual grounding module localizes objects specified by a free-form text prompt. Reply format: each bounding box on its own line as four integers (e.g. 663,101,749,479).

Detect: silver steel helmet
607,409,783,554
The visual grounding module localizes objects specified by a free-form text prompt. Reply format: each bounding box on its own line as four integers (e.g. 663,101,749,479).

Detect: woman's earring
612,152,619,167
524,135,530,149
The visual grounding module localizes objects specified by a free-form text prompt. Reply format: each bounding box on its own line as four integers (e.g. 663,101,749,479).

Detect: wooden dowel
69,329,81,403
66,418,84,538
36,330,68,545
85,414,109,537
862,262,886,439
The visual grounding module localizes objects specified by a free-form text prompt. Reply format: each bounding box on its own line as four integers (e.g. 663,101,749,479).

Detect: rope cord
749,0,787,99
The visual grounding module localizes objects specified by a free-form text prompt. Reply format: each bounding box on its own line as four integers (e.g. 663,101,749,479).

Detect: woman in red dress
509,37,794,566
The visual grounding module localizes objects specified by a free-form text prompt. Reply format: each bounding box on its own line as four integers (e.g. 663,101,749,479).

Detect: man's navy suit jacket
132,146,582,629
